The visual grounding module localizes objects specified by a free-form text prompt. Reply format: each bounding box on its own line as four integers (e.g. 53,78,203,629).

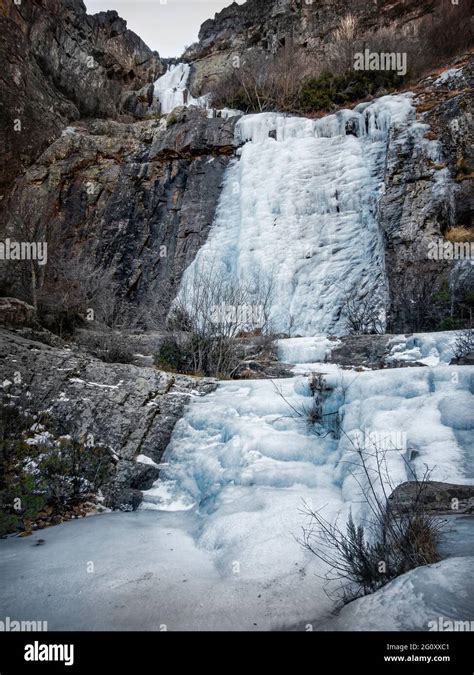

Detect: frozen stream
1,345,472,630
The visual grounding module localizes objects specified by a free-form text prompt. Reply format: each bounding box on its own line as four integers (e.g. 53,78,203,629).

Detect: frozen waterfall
154,63,209,114
178,94,416,336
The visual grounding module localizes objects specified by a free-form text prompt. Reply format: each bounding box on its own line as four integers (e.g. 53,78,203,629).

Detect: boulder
389,481,474,515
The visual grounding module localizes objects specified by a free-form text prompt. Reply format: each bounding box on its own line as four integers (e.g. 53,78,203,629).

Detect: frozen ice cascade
154,63,209,114
179,93,417,336
138,350,473,629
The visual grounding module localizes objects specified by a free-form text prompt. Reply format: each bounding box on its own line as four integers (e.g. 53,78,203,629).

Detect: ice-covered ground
277,331,458,368
178,95,419,336
321,555,474,631
386,331,459,366
2,357,470,631
143,364,473,542
277,335,341,364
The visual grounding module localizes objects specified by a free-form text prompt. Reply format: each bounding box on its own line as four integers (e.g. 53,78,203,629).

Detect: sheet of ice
209,107,244,119
142,377,345,592
386,331,457,366
277,336,341,364
154,63,209,114
135,454,159,468
178,94,416,336
140,365,473,623
329,366,474,525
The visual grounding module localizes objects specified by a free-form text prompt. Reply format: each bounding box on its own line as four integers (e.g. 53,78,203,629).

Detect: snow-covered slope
386,331,458,366
178,94,416,336
321,556,474,631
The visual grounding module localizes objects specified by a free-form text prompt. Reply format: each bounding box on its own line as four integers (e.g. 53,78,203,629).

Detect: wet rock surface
381,56,473,332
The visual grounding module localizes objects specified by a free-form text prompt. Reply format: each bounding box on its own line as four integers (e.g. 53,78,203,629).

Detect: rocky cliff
1,0,472,332
382,57,473,331
0,108,238,322
184,0,435,96
0,0,162,198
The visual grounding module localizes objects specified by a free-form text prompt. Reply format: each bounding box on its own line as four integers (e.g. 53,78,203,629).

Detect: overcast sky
85,0,245,58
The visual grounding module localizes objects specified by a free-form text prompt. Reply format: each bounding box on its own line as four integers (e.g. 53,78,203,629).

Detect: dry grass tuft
445,226,474,242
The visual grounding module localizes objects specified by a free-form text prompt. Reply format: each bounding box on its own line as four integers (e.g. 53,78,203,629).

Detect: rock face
0,108,239,322
0,0,162,199
381,57,473,331
184,0,433,95
326,335,393,370
0,328,216,509
195,0,428,54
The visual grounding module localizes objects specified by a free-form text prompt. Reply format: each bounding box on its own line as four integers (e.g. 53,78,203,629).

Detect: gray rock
0,298,36,329
185,0,434,96
389,481,474,516
0,328,216,508
327,335,392,370
380,56,473,332
0,110,239,324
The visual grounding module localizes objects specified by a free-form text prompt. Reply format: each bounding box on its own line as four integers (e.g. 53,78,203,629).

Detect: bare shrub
158,262,275,378
388,266,473,333
274,369,442,602
341,287,384,335
326,13,361,74
273,372,341,438
299,438,442,603
420,0,473,66
79,331,136,364
453,328,474,361
210,47,316,113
